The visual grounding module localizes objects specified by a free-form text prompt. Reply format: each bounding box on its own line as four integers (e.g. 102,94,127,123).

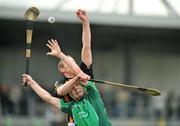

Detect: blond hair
57,55,74,69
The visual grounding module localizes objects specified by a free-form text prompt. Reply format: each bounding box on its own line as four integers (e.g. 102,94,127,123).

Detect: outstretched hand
46,39,61,57
76,9,89,22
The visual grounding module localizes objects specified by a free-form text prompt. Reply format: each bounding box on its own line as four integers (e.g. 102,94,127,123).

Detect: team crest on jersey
77,110,89,118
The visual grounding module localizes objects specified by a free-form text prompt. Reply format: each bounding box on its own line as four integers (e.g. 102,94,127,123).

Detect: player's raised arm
46,39,90,81
22,74,60,109
76,9,92,68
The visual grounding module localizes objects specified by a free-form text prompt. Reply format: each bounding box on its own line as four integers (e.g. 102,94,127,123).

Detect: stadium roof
0,0,180,28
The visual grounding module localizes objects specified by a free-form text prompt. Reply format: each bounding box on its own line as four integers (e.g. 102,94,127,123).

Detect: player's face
59,57,76,78
69,83,85,100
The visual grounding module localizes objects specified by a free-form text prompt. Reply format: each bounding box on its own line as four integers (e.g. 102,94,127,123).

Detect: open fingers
46,43,53,50
49,39,59,47
48,40,54,47
54,40,59,47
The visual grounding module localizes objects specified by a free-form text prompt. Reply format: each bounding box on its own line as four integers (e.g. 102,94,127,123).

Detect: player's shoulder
54,80,62,90
53,80,64,98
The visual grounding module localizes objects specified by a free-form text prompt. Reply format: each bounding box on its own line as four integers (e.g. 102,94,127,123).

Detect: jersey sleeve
60,98,72,113
79,62,94,79
52,80,63,98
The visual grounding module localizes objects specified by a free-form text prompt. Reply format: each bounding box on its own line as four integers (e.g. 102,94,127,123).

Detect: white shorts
68,123,75,126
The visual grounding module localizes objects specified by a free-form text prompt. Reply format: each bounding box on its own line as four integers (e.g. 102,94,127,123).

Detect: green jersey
60,81,112,126
83,81,112,126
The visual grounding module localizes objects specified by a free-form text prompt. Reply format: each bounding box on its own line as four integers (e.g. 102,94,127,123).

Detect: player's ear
59,66,65,73
60,68,64,72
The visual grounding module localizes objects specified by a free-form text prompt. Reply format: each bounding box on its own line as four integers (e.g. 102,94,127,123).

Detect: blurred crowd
0,84,180,123
100,86,180,121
